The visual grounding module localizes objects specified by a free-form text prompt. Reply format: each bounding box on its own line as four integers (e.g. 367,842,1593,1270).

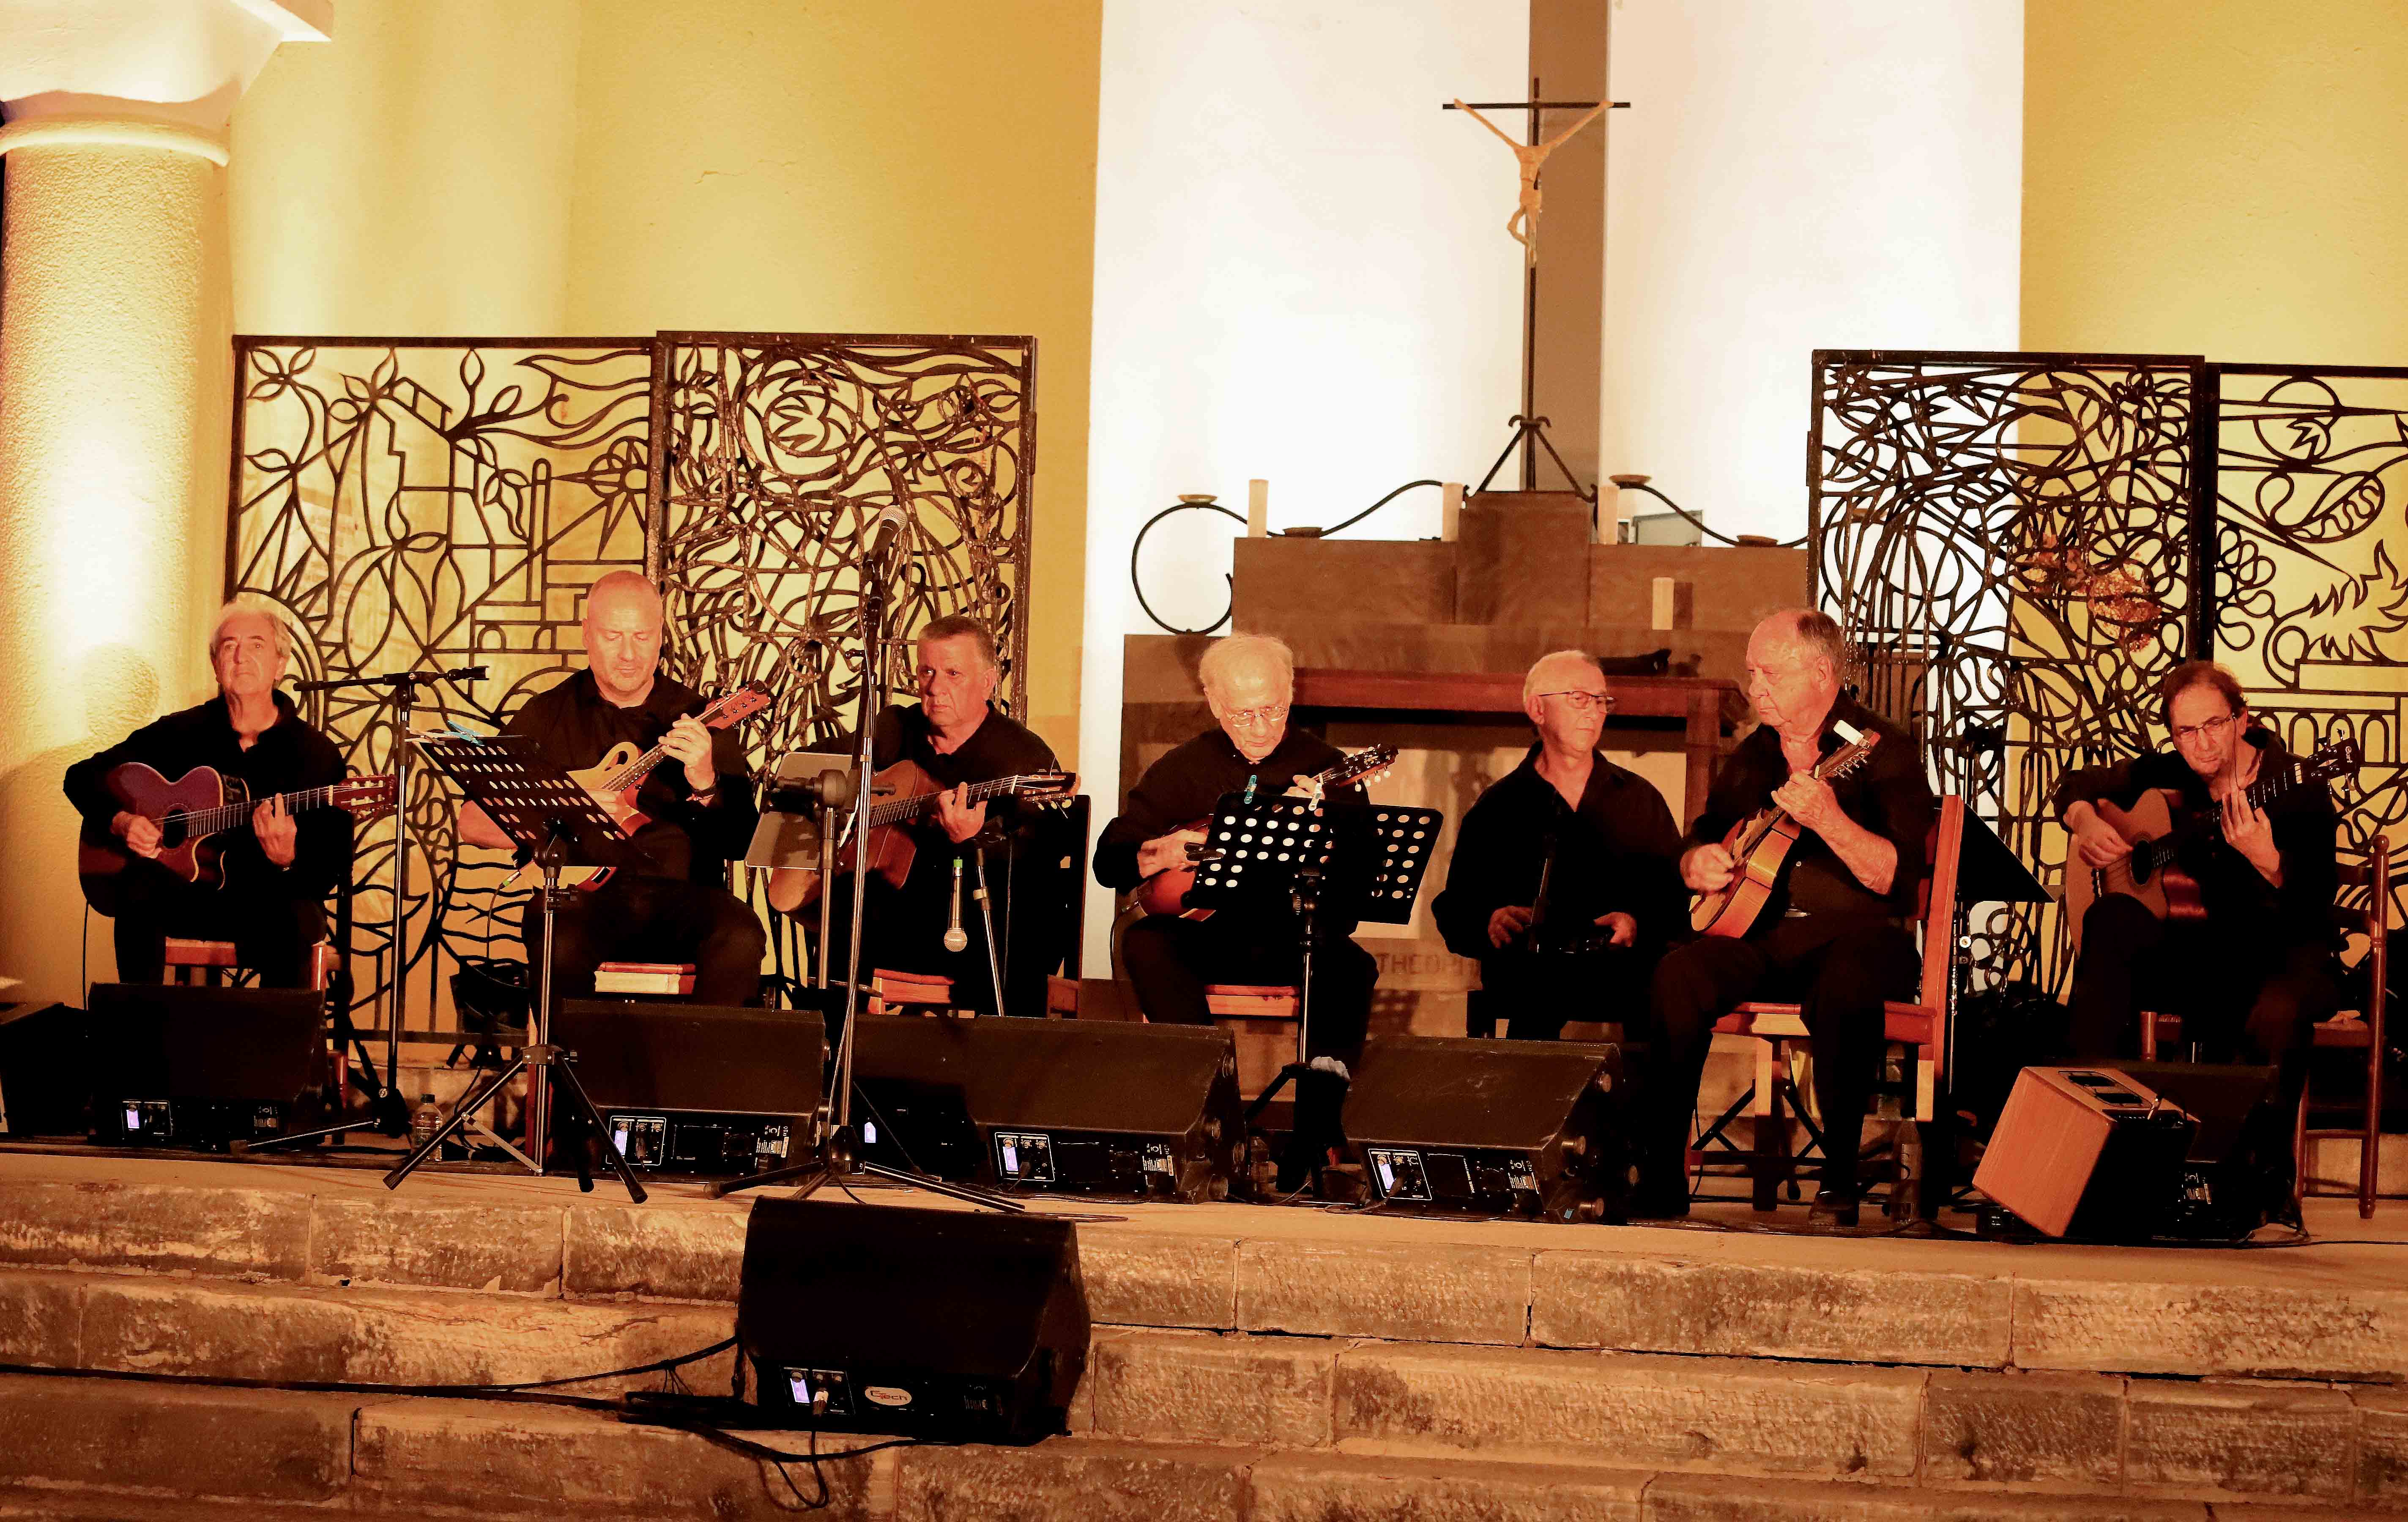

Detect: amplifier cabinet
1346,1036,1632,1223
555,1002,824,1177
1972,1066,2198,1239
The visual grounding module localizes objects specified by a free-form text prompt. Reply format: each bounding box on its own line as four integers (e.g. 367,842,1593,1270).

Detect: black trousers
813,855,1051,1020
525,874,765,1007
107,865,325,988
1646,914,1920,1186
1473,944,1657,1041
2069,895,2335,1107
1120,912,1376,1071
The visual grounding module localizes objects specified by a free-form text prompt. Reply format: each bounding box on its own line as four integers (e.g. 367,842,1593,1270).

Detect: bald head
1745,608,1844,738
583,572,665,706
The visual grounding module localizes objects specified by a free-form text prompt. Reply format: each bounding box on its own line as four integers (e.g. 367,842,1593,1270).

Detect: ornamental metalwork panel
1811,350,2204,992
647,332,1036,764
226,338,657,1029
2213,364,2408,927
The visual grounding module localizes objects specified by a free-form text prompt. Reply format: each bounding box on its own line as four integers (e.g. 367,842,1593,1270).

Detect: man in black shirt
1646,610,1933,1224
2058,661,2337,1116
459,572,764,1005
65,601,350,987
768,615,1069,1017
1432,651,1685,1041
1095,633,1378,1185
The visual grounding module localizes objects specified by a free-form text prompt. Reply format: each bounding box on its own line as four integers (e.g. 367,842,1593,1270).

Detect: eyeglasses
2170,712,2238,745
1220,704,1290,729
1536,690,1616,714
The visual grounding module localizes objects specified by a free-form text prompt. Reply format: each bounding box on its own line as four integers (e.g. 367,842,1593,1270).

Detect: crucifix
1445,81,1628,498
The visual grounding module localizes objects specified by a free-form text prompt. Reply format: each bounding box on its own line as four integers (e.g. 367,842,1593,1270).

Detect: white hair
207,596,297,663
1198,633,1294,702
1523,649,1602,708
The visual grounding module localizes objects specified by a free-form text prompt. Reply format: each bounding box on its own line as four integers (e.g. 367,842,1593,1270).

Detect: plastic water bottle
410,1094,441,1150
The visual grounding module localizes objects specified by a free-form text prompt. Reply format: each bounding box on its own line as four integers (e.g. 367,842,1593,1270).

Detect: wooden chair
1691,794,1965,1215
161,937,336,991
2296,834,2390,1218
867,968,957,1015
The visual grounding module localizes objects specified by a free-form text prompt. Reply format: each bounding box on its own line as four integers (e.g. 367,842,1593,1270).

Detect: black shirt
1432,747,1686,962
63,692,351,903
2055,726,2337,944
865,703,1060,900
1683,693,1934,922
1096,726,1364,891
501,669,758,884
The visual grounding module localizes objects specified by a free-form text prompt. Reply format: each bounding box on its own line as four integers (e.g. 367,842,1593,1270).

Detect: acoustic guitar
774,758,1077,907
2061,736,2360,955
77,764,397,914
1690,721,1881,939
504,681,773,892
1133,744,1398,921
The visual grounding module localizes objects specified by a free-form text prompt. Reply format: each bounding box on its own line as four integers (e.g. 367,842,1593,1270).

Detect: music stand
380,734,649,1202
1183,795,1442,1116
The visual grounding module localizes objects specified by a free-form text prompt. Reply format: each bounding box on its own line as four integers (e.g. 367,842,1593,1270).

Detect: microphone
865,503,909,562
944,856,969,953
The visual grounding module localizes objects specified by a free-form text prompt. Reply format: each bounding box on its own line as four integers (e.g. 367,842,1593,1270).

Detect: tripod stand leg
384,1056,527,1189
705,1161,831,1201
852,1158,1026,1212
547,1059,647,1204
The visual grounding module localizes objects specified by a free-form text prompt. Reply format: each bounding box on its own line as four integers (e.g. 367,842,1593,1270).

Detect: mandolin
78,764,397,914
771,758,1077,907
505,681,773,892
1690,721,1882,939
1133,744,1398,920
2062,736,2360,955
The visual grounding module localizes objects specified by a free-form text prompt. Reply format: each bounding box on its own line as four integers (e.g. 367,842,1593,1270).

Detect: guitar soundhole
158,810,189,849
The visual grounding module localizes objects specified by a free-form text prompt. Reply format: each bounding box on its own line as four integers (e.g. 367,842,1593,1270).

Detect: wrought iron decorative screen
226,331,1037,1033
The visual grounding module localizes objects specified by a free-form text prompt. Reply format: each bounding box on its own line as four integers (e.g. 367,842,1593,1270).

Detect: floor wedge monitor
737,1197,1088,1444
851,1014,1244,1201
553,1001,825,1177
86,983,326,1150
1346,1035,1633,1222
0,1002,86,1136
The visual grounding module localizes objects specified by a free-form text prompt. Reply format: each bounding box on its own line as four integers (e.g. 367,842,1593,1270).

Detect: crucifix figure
1452,96,1611,267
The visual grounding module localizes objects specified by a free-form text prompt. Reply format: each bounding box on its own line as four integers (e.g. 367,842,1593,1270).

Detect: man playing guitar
2058,661,2338,1141
1431,650,1684,1041
458,572,764,1005
766,614,1070,1018
65,599,352,987
1095,634,1378,1187
1647,610,1933,1224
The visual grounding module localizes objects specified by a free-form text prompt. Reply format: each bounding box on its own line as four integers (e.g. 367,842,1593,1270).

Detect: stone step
0,1369,2399,1520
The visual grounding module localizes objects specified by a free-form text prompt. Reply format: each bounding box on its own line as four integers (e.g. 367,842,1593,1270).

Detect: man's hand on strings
252,793,298,868
934,784,987,844
661,714,716,794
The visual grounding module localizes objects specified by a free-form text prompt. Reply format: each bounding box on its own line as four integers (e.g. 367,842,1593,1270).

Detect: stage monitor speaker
0,1003,87,1136
736,1197,1087,1444
1972,1066,2198,1239
850,1014,1243,1201
553,1001,825,1176
1345,1035,1632,1222
86,983,326,1150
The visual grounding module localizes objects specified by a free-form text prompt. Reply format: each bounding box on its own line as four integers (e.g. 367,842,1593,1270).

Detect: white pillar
0,0,329,1002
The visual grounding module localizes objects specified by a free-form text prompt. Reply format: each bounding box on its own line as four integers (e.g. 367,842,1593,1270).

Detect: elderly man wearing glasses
1095,633,1378,1190
2058,660,2338,1161
1431,650,1685,1042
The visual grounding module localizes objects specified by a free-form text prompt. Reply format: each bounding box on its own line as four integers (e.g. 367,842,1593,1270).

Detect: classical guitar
504,681,773,892
1133,743,1398,921
2062,736,2360,955
77,764,397,914
775,758,1078,907
1690,721,1881,939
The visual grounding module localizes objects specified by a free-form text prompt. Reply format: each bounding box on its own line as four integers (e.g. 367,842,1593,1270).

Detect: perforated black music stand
382,734,648,1202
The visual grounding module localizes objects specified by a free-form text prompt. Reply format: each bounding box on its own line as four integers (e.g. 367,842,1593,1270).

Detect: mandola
1689,721,1881,939
78,764,397,915
1133,744,1398,921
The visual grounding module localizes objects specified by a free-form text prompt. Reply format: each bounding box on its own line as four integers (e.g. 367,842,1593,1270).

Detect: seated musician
766,614,1066,1018
1094,633,1378,1187
1647,609,1933,1224
1431,650,1685,1041
457,571,764,1005
63,599,350,988
2059,660,2337,1166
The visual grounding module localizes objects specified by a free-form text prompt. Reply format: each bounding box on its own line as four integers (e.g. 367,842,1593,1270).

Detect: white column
0,0,329,1002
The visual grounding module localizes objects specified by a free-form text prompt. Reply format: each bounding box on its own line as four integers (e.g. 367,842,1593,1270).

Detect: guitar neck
599,694,754,792
2146,762,2314,863
179,783,356,839
867,774,1044,828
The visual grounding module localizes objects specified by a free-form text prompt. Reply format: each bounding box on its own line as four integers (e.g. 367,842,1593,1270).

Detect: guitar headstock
2301,736,2365,783
702,681,774,729
1016,769,1078,805
1817,723,1881,780
1330,744,1399,790
339,774,400,818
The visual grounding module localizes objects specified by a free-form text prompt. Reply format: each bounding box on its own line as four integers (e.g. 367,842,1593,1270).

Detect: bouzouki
505,681,774,892
1134,744,1398,920
2062,736,2360,955
1690,720,1881,939
77,764,398,914
777,758,1078,907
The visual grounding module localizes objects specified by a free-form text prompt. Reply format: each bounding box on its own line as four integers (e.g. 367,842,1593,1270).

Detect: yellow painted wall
2023,0,2408,360
227,0,1100,761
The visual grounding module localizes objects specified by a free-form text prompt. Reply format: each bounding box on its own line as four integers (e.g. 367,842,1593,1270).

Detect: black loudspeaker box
1346,1035,1632,1222
0,1003,88,1136
2115,1060,2285,1237
552,1001,825,1176
86,984,326,1150
736,1197,1088,1444
851,1014,1244,1201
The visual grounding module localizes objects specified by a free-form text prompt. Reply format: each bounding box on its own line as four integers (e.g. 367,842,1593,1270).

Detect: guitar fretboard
172,783,370,838
598,691,760,792
865,774,1056,828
